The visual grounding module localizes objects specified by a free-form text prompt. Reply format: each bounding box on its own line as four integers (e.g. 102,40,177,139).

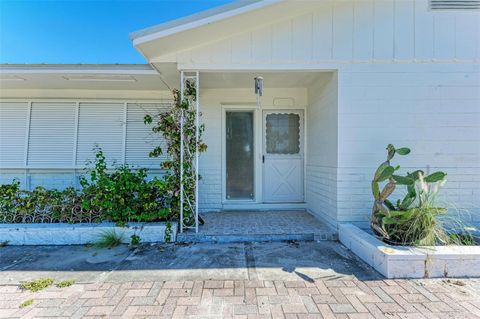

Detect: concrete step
176,232,337,243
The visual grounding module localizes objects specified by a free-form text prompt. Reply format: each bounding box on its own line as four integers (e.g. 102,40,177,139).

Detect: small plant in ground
165,222,172,242
20,278,54,292
130,234,141,247
95,230,124,248
56,279,76,288
449,232,476,245
19,299,34,308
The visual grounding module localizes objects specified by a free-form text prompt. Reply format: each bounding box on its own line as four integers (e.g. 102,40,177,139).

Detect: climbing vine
144,80,207,227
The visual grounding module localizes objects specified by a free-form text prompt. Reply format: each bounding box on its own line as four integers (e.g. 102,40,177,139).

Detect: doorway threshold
221,202,307,211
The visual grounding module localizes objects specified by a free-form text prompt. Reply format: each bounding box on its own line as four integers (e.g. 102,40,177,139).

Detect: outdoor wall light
254,76,263,109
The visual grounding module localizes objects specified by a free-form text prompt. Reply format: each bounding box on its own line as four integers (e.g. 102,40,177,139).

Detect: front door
263,111,304,202
225,111,255,200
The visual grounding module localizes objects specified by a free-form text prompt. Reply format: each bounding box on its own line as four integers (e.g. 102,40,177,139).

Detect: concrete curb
339,223,480,278
0,222,177,245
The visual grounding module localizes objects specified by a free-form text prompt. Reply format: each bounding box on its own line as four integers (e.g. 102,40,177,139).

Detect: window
0,102,28,166
28,103,76,166
125,103,170,166
265,113,300,155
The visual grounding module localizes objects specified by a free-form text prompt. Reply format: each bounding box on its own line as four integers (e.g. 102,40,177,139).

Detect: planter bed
0,222,177,245
339,223,480,279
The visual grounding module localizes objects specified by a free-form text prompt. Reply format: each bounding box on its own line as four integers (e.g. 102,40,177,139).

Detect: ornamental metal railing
179,71,200,233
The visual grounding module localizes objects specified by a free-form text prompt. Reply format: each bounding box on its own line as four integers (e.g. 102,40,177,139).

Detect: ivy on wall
144,81,207,226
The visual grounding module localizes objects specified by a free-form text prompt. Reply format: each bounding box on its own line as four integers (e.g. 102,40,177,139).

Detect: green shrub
0,147,172,225
80,147,171,224
0,181,82,223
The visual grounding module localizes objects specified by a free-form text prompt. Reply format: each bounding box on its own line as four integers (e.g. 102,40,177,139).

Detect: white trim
195,71,199,233
0,166,167,171
176,63,340,71
131,0,281,45
122,102,128,165
0,98,172,104
221,202,308,211
180,71,185,233
0,67,157,75
72,102,80,167
23,102,32,166
222,105,258,204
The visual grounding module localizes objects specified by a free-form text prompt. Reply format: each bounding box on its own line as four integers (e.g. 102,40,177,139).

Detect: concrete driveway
2,241,480,318
0,241,380,285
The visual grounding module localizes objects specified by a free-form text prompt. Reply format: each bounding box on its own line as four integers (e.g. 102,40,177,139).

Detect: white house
1,0,479,229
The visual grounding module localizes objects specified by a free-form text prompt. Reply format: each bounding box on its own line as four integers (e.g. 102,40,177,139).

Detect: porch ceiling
198,71,331,89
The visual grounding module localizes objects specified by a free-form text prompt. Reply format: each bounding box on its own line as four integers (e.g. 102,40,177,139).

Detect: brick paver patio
177,211,337,243
1,278,479,318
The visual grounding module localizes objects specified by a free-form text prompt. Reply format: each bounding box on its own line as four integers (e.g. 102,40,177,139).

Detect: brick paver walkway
1,278,479,318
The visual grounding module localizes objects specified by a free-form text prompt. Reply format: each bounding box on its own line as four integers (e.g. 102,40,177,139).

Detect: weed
0,240,9,247
95,230,124,248
449,232,476,245
20,278,54,292
130,234,140,246
165,222,172,242
19,299,34,308
56,279,75,288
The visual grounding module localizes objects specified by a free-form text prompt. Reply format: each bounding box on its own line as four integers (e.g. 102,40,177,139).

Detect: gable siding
172,0,479,65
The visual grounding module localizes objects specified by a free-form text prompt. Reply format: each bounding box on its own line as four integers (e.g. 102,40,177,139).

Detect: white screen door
263,111,304,202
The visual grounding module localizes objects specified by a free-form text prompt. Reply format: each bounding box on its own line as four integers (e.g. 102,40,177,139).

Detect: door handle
262,155,265,163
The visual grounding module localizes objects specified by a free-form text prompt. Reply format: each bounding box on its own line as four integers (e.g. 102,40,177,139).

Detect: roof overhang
130,0,326,62
0,64,178,91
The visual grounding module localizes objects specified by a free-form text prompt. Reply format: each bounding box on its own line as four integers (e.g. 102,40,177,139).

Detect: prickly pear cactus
370,144,410,238
370,144,447,241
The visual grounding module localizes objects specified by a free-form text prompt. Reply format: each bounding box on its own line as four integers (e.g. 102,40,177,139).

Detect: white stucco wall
306,73,338,226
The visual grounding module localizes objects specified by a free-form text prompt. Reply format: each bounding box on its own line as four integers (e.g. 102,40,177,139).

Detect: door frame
262,109,305,203
221,104,306,205
221,105,261,204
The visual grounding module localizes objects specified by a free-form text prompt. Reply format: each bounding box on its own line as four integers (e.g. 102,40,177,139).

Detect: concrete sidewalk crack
244,242,258,281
